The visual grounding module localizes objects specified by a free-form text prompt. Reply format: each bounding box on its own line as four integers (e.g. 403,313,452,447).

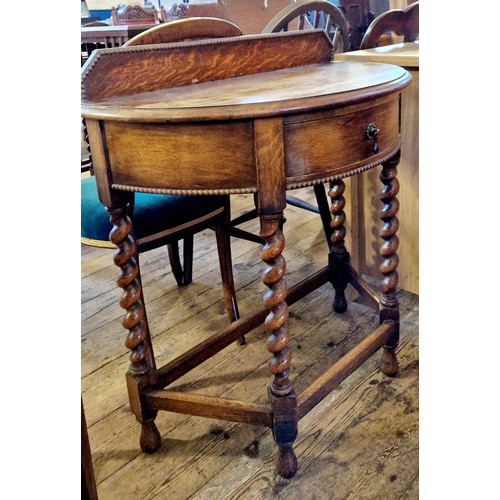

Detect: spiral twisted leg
107,206,161,453
378,153,401,377
82,118,94,176
328,179,350,313
260,214,298,478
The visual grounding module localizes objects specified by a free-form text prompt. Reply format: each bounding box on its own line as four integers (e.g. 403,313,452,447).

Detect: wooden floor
81,188,419,500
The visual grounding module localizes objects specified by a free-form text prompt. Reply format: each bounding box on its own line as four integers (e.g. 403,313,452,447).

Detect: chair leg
167,242,185,287
313,183,334,249
182,235,194,285
229,194,264,245
285,194,320,213
167,236,194,287
214,199,242,339
285,185,333,249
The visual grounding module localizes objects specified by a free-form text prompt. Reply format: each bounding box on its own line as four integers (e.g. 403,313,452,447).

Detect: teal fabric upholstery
81,176,226,247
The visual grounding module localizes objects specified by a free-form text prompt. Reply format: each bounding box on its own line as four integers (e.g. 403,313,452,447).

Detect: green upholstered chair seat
81,176,226,248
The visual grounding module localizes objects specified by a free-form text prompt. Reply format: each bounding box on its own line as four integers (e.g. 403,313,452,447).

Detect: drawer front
283,96,400,185
104,120,257,193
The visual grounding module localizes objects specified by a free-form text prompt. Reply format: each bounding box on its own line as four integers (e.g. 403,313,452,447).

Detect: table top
335,42,419,69
82,61,408,122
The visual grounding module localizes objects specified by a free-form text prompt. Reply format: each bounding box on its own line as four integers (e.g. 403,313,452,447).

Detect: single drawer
283,95,400,186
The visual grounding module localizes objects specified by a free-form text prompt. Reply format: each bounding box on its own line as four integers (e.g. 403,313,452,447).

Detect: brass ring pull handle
366,123,379,153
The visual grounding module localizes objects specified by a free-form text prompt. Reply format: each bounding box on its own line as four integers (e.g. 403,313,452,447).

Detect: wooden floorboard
82,188,419,499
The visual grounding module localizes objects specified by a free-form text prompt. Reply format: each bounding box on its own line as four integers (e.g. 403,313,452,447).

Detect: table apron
89,93,401,195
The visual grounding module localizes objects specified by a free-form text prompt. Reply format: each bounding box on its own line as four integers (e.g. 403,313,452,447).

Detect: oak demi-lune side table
81,30,411,479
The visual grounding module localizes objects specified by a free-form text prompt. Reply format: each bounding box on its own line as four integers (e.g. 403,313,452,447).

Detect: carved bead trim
286,146,401,190
110,147,401,196
111,185,257,196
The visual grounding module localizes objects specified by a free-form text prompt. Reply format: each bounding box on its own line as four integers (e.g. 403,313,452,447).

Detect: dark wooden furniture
360,1,418,49
81,30,410,478
337,0,375,50
263,0,349,51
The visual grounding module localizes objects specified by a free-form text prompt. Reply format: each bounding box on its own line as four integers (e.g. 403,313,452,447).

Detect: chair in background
257,0,351,248
124,16,243,45
110,4,161,25
159,2,189,23
263,0,349,52
360,1,418,49
81,18,249,328
336,0,375,50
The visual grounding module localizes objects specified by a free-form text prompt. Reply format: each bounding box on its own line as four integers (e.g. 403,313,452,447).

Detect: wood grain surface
82,61,408,120
81,30,333,102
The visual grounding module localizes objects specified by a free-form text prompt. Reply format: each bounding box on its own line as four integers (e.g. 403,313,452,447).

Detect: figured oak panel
104,120,257,192
82,30,333,102
283,97,400,184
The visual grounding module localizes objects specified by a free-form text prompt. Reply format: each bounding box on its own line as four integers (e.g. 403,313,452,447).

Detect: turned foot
276,443,298,479
380,347,399,377
140,418,162,453
333,291,347,313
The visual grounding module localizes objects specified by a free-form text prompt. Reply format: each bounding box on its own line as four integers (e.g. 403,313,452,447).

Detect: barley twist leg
260,214,298,479
378,153,401,377
107,206,161,452
328,178,350,313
